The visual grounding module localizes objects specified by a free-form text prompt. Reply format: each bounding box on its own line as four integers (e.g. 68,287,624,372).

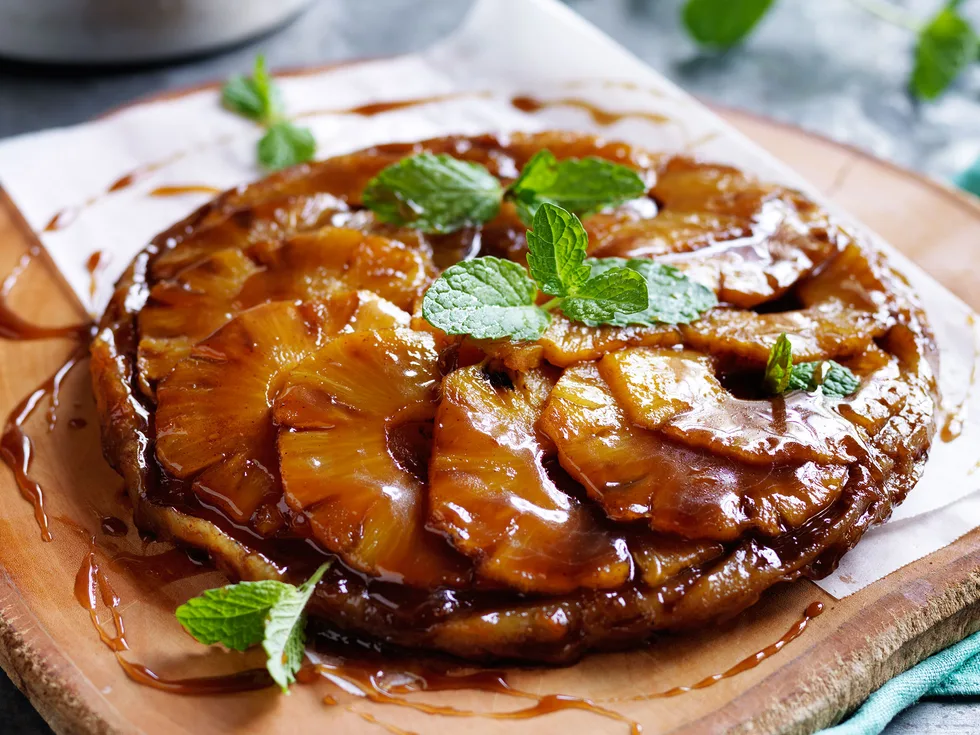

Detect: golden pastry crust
91,131,938,662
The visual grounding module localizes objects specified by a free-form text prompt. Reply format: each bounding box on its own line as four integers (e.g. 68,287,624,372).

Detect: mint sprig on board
221,55,317,171
422,203,714,341
175,563,329,692
362,150,646,234
764,333,861,398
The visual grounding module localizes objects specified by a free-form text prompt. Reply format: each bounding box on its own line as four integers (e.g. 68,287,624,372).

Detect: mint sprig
422,203,714,341
221,55,317,172
764,333,860,399
682,0,776,48
361,150,646,234
175,563,329,692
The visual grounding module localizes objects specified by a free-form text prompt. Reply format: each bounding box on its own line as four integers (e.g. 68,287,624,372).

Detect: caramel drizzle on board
939,313,978,442
75,538,825,735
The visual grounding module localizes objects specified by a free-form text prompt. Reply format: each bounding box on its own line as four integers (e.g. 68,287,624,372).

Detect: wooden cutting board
0,103,978,735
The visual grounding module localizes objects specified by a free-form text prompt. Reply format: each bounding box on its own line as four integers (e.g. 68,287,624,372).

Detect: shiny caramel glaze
90,131,938,662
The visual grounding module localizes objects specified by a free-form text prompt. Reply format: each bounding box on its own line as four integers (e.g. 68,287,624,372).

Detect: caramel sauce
115,658,272,695
354,710,417,735
100,515,128,537
610,601,825,701
86,250,106,302
74,540,129,652
150,185,223,198
0,245,93,340
68,417,87,429
939,313,978,442
0,343,88,541
295,92,489,121
299,661,640,735
511,95,670,126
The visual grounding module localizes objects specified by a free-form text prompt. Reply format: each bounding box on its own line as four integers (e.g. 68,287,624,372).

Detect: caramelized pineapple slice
152,192,347,280
540,363,848,541
139,228,432,394
599,348,867,466
682,243,892,365
155,298,409,531
428,365,631,593
587,210,751,259
275,329,469,588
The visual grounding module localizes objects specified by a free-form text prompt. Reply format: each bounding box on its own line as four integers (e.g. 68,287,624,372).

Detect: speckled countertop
0,1,977,732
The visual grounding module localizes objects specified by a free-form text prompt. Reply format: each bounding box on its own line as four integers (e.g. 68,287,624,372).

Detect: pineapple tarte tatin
91,132,937,662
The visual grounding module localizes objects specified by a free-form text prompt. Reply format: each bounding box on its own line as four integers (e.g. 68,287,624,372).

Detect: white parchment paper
0,0,976,599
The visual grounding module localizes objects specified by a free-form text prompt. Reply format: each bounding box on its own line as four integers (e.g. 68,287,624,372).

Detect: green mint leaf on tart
682,0,776,48
258,121,317,171
587,258,718,326
525,203,592,296
421,257,550,341
362,153,504,234
175,563,330,693
508,150,647,225
763,333,795,395
561,267,649,326
765,333,860,398
911,2,979,100
221,54,281,123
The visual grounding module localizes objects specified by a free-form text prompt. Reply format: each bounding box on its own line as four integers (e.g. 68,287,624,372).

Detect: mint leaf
175,580,290,651
587,258,717,325
561,268,648,326
682,0,776,48
222,54,281,123
263,564,329,692
363,154,504,234
764,333,794,395
509,151,647,225
258,122,317,171
911,2,979,100
175,563,330,693
526,203,592,296
765,334,859,398
788,360,860,398
422,257,549,341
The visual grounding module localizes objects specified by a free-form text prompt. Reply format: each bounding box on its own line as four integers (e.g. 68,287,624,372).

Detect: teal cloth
954,155,980,198
818,629,980,734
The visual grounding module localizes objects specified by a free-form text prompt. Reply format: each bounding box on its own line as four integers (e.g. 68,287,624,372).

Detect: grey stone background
0,0,977,732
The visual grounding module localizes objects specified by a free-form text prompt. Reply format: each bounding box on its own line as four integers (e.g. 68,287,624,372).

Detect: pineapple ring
274,328,470,589
540,363,849,541
155,296,409,532
138,228,433,396
681,243,892,365
598,348,869,466
429,365,632,593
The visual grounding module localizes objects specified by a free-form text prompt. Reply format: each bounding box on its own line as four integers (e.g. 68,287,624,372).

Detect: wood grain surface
0,105,978,735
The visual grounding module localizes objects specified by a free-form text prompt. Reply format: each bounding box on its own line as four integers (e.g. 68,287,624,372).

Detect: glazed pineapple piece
138,227,432,395
540,363,848,541
151,192,348,280
428,364,631,593
154,297,410,534
599,348,867,466
682,243,893,365
274,328,469,588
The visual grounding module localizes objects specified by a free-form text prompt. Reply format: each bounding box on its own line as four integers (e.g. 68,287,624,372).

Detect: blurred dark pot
0,0,315,64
